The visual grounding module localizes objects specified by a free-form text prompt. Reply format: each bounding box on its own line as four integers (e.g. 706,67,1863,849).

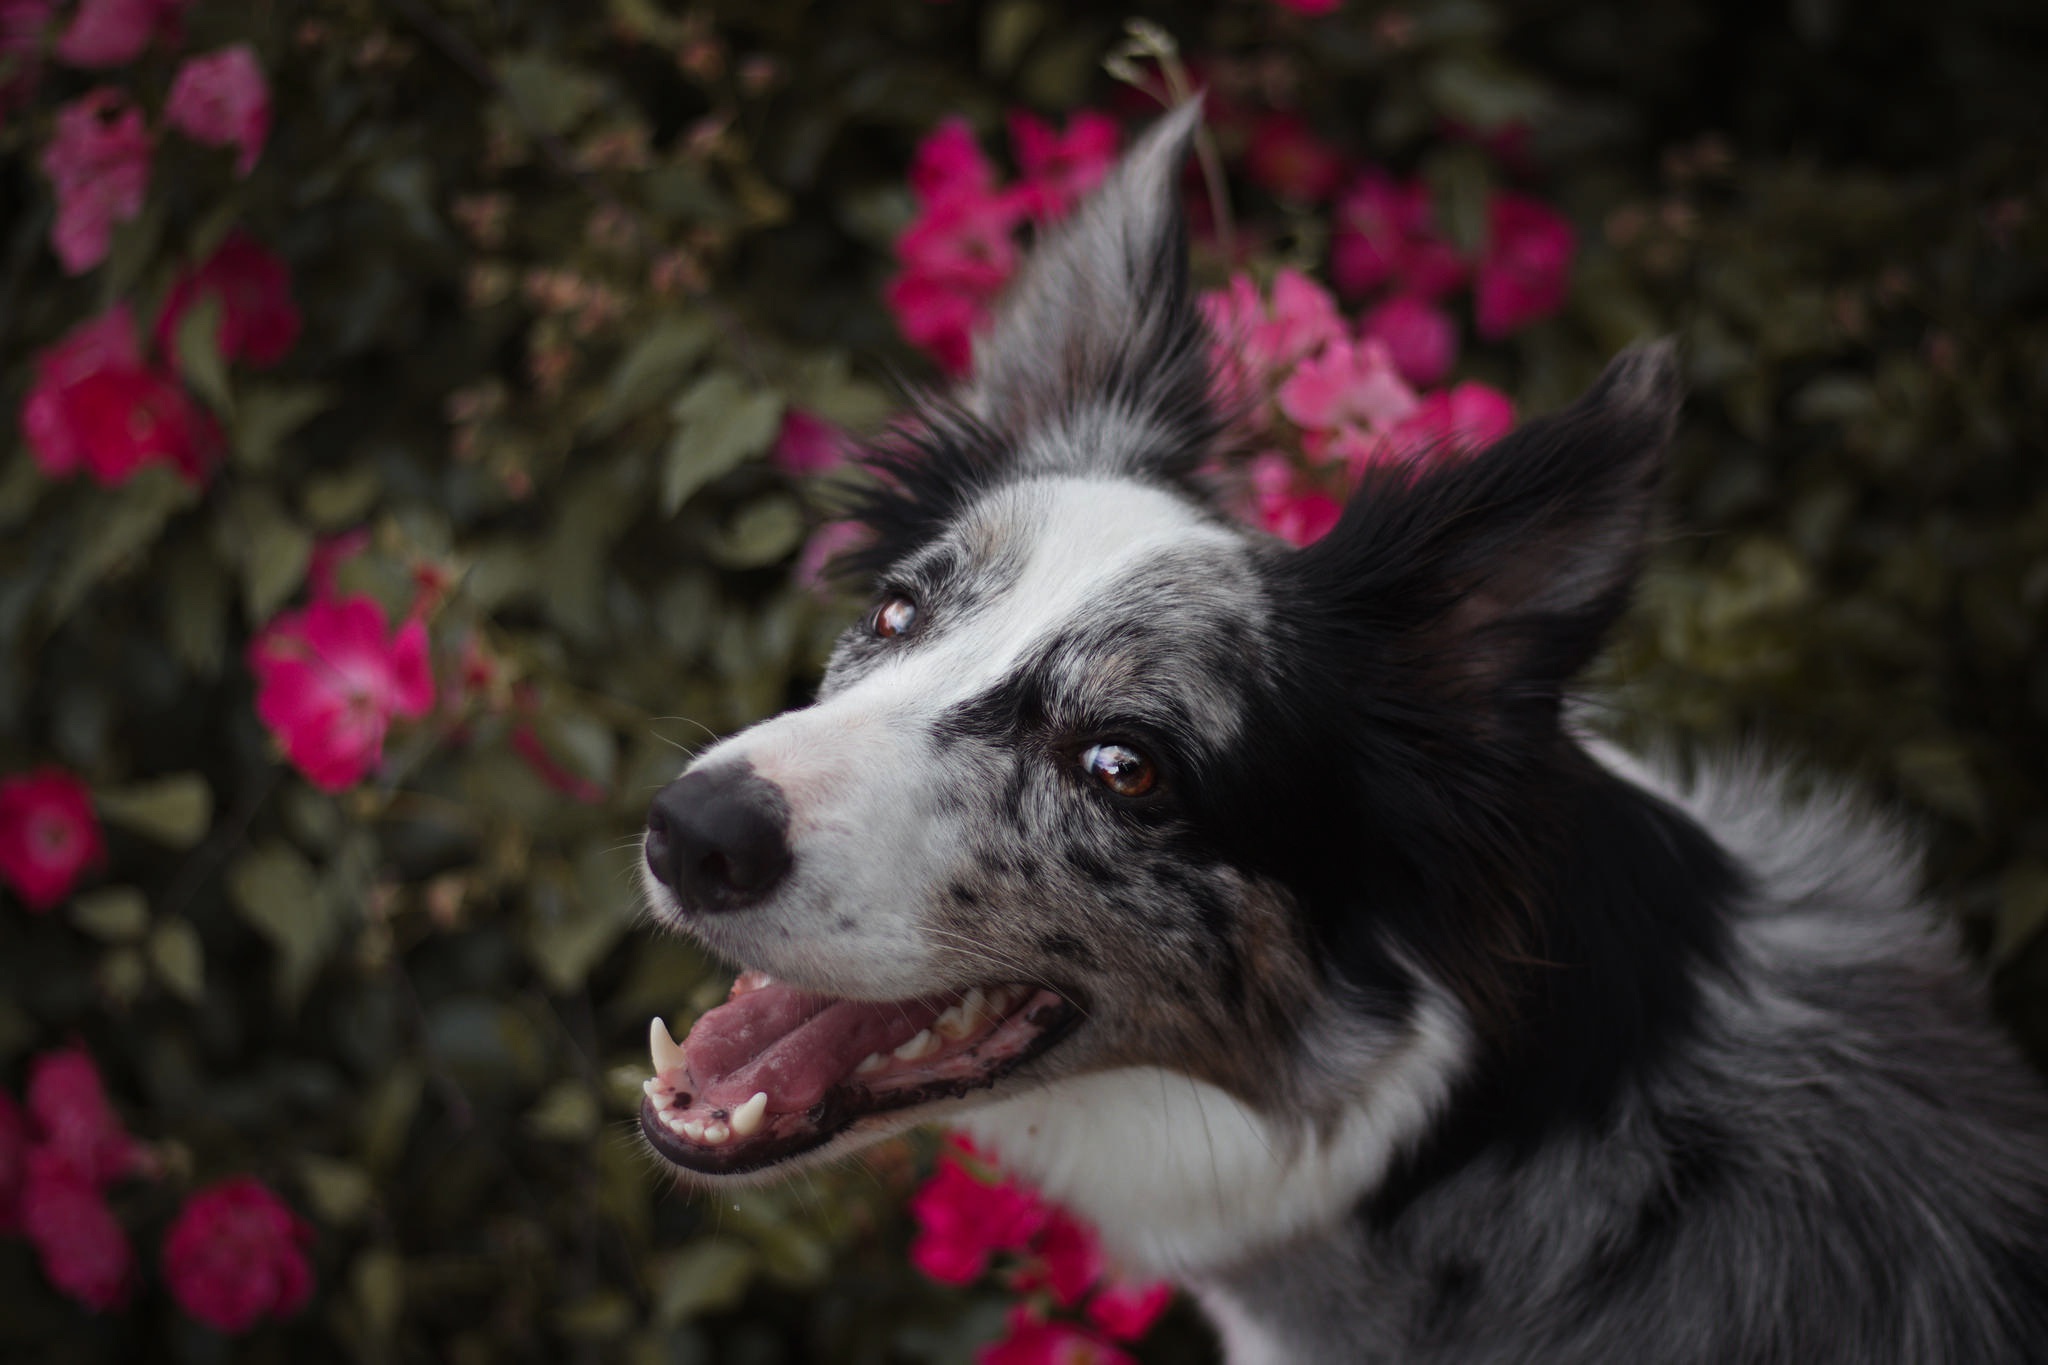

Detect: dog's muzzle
644,762,792,911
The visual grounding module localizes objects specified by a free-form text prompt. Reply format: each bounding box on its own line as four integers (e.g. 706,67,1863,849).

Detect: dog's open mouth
640,969,1077,1175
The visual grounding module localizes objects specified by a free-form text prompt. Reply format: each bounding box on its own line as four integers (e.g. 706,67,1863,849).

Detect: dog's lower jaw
955,988,1472,1281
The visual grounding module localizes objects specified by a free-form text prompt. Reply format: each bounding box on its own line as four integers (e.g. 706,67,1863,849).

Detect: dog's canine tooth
649,1017,686,1077
730,1091,769,1137
893,1029,938,1061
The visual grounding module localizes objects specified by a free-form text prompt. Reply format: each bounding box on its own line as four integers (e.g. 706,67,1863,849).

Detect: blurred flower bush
1,0,2044,1360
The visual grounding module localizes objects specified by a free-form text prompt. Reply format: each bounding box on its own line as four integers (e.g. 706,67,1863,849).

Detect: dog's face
636,105,1680,1261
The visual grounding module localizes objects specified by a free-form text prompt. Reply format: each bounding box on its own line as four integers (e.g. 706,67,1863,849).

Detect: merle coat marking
640,104,2048,1361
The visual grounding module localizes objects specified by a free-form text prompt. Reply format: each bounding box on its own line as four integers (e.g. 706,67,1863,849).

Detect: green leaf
228,842,339,1008
148,917,205,1003
352,1248,405,1344
301,466,383,530
298,1154,375,1226
232,491,313,622
46,467,199,621
173,294,234,416
525,1081,600,1141
662,371,784,514
97,945,148,1006
522,846,639,994
654,1242,758,1326
497,53,604,135
234,384,332,471
71,887,149,943
1420,52,1552,132
706,495,804,569
97,774,213,848
588,313,716,435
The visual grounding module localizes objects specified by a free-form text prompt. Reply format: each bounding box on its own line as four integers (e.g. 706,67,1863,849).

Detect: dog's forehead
873,476,1264,732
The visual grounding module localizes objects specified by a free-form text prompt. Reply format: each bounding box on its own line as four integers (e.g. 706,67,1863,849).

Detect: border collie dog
637,105,2048,1361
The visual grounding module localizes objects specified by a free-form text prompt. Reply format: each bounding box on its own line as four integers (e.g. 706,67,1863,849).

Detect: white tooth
855,1052,888,1075
934,1004,973,1040
731,1091,768,1137
701,1121,731,1146
893,1029,938,1061
650,1017,686,1077
681,1119,705,1140
960,985,986,1019
642,1078,659,1098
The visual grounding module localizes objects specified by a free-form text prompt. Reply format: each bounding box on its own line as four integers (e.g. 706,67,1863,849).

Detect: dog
636,104,2048,1362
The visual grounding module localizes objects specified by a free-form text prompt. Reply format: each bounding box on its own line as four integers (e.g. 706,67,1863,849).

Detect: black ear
961,99,1215,480
1281,342,1681,728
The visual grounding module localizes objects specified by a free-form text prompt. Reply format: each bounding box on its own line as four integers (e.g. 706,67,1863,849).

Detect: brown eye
1082,743,1156,798
874,594,918,639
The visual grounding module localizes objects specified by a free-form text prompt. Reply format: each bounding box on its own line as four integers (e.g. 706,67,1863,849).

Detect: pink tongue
681,981,946,1114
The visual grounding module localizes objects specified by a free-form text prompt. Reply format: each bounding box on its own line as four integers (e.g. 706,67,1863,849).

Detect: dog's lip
639,978,1079,1177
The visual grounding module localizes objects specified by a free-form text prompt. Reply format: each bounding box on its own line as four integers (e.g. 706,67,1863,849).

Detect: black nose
644,764,793,910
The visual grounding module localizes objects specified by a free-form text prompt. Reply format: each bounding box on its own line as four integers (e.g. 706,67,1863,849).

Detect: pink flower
0,769,104,911
162,1177,314,1334
908,117,995,206
1244,113,1345,204
1330,172,1467,301
305,528,371,600
795,519,871,594
1086,1279,1175,1341
1016,1208,1102,1307
164,44,269,176
1009,109,1119,219
154,231,301,367
1474,192,1574,339
909,1147,1049,1286
0,1090,28,1234
39,87,149,273
1381,381,1515,465
1246,452,1343,546
248,595,436,792
1276,337,1419,439
19,1149,131,1311
25,1047,144,1187
979,1309,1135,1365
1360,293,1457,388
20,305,216,485
53,0,186,68
1201,269,1346,407
770,409,848,478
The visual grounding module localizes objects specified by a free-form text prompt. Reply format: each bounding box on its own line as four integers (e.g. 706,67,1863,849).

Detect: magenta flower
161,1177,314,1334
154,231,301,367
1271,0,1341,13
248,595,436,792
25,1047,146,1187
1244,112,1346,204
1086,1279,1175,1341
54,0,187,68
908,116,996,205
164,44,269,176
1475,191,1575,338
770,409,849,478
1276,337,1419,441
19,1149,131,1311
1009,109,1120,219
20,305,217,485
1383,381,1516,463
39,87,150,273
1360,293,1458,388
1201,268,1346,408
0,769,104,911
794,519,871,595
1330,171,1468,301
908,1145,1050,1285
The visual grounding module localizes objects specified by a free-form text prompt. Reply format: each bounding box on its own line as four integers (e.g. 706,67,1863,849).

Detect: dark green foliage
1,0,2044,1360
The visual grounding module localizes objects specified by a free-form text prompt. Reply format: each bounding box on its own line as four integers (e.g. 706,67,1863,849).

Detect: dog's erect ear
961,100,1215,479
1282,342,1680,728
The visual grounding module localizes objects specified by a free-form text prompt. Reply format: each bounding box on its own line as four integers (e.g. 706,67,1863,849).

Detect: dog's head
636,104,1681,1242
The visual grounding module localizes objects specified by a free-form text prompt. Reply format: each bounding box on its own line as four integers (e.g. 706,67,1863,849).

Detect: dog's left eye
873,594,918,639
1081,743,1156,798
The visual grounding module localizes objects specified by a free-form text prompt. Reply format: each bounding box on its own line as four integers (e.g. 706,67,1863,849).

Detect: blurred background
2,0,2046,1360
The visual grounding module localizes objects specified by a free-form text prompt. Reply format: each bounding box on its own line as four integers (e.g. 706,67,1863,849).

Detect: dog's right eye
873,594,919,639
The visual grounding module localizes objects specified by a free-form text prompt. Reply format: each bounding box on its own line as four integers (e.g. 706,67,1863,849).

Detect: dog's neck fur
967,749,2048,1362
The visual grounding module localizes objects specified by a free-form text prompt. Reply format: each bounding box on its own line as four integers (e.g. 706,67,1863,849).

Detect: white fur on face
958,988,1472,1278
646,475,1249,1000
